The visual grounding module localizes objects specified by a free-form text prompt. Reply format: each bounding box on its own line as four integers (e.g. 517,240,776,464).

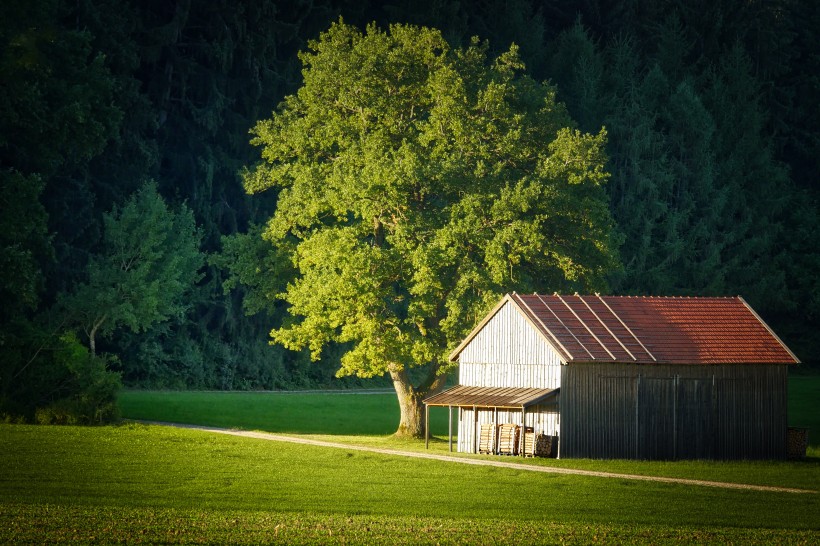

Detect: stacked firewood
523,432,555,458
787,427,809,459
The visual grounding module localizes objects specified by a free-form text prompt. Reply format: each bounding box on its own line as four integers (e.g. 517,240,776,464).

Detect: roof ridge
528,293,744,300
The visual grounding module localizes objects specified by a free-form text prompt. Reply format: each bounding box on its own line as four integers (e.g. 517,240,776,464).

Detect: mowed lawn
1,374,818,544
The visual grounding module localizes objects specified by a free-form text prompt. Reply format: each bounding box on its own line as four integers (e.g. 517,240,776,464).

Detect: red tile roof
450,294,799,365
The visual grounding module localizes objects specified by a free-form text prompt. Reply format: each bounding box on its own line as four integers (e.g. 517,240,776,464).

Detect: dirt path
141,421,815,495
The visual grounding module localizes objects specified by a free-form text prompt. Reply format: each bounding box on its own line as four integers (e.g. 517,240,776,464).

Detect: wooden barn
424,293,800,460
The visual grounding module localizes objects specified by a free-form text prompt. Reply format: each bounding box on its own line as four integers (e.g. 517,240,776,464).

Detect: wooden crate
478,423,497,454
498,424,520,455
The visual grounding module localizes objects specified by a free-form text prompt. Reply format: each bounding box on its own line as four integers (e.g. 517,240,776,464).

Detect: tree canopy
1,0,819,424
245,20,620,436
60,182,204,357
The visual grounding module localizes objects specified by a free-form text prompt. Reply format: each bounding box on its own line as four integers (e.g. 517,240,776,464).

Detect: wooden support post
425,404,429,449
473,405,478,454
493,407,498,455
520,406,526,457
459,407,463,452
448,405,453,452
673,375,679,460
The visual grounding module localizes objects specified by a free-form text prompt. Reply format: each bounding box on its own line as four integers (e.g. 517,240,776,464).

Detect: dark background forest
2,0,818,422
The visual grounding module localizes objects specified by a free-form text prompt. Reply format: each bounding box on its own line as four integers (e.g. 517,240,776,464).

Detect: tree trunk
88,314,107,358
89,328,98,358
389,365,448,439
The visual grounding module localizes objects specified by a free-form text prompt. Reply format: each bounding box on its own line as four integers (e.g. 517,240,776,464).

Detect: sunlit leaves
246,20,620,383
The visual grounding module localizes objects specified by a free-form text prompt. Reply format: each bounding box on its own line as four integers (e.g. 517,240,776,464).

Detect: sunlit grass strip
163,422,817,494
3,503,818,545
118,389,450,435
120,389,820,492
3,424,819,536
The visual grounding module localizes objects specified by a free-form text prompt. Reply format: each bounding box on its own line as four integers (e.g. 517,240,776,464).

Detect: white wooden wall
458,301,563,389
457,404,560,453
456,301,564,453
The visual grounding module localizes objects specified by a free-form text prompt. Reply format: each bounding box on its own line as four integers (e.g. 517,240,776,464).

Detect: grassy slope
2,424,818,544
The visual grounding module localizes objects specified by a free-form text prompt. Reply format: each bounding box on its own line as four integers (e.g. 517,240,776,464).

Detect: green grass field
2,374,818,544
117,389,441,436
2,423,819,544
789,374,820,442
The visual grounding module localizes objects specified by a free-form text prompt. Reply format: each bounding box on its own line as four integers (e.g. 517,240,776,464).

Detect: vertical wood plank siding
456,302,563,453
458,405,560,453
560,363,788,460
458,302,562,389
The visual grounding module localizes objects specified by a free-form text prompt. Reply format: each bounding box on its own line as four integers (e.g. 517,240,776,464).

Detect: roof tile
505,294,799,365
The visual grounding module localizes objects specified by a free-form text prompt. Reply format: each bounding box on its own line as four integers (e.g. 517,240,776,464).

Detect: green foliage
60,182,204,356
2,0,819,391
245,21,620,411
0,0,121,177
546,16,816,342
213,225,292,317
788,374,820,439
0,171,50,321
32,333,121,425
542,2,820,362
0,327,121,424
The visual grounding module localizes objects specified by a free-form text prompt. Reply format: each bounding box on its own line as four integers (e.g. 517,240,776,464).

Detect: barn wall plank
458,301,563,389
561,363,789,460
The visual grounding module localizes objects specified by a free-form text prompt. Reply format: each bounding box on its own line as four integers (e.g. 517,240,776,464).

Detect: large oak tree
245,20,620,437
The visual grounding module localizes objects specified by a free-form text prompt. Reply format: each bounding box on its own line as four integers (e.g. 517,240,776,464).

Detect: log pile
523,432,555,457
787,427,809,459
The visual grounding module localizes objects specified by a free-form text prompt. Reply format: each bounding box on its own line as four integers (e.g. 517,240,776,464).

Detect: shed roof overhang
423,385,559,409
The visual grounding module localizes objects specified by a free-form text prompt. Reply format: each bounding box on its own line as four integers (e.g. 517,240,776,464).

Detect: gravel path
141,421,815,495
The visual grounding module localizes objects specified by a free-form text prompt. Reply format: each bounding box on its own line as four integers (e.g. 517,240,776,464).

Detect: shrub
30,333,122,425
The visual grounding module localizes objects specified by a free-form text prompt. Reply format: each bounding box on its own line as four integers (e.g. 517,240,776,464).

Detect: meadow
1,375,818,544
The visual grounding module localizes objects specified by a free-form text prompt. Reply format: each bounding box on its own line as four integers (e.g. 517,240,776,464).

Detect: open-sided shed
425,293,800,460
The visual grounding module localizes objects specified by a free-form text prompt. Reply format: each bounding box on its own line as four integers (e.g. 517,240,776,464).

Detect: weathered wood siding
458,301,563,389
457,403,560,453
455,301,564,453
560,363,788,460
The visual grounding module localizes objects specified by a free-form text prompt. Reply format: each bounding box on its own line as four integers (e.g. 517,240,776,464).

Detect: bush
50,334,122,424
22,332,123,425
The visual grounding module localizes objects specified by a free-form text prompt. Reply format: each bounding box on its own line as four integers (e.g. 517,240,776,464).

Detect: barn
424,293,800,460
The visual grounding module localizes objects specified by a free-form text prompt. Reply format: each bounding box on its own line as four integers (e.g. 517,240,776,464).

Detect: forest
1,0,818,424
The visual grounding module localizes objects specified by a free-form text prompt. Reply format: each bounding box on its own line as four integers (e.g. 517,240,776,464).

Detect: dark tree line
1,0,817,422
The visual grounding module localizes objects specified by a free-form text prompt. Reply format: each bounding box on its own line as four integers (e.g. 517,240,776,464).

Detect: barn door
637,377,675,459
